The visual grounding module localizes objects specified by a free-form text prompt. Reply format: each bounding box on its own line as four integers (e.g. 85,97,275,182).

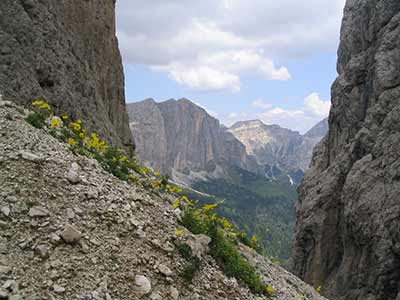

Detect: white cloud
304,92,331,117
257,93,330,132
116,0,345,91
166,65,241,92
226,93,331,132
252,99,273,110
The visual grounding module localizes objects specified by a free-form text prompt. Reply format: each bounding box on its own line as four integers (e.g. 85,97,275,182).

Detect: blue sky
116,0,345,133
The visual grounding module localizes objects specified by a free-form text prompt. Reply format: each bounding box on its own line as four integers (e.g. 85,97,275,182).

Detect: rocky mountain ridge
0,100,326,300
292,1,400,300
127,98,327,184
127,98,261,182
0,0,134,151
229,118,328,175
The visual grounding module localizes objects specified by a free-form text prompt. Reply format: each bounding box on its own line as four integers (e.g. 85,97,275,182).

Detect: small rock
158,264,173,277
0,266,11,274
60,224,82,244
150,292,162,300
66,208,75,219
53,284,65,293
3,280,18,293
134,275,151,297
49,233,61,244
9,295,23,300
28,206,49,218
35,244,48,258
185,234,211,258
66,163,80,184
0,290,8,299
20,151,42,163
170,286,179,300
136,228,146,239
85,190,99,200
0,206,10,217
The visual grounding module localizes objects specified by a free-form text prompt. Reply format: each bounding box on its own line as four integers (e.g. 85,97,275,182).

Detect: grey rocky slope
0,0,134,151
0,101,326,300
229,118,328,174
292,1,400,300
127,98,260,178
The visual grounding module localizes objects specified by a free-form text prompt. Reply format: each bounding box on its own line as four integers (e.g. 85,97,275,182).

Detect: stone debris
66,163,80,184
60,224,82,244
0,103,327,300
134,275,151,297
28,207,49,218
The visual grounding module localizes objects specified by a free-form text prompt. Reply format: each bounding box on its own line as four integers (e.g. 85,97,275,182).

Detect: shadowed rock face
127,98,257,176
0,0,134,150
292,1,400,300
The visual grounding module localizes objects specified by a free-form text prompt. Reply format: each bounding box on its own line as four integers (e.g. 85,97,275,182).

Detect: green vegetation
25,100,52,128
176,243,201,283
184,166,297,262
181,205,271,296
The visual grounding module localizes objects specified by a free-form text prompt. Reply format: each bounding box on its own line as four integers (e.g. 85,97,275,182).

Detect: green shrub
208,225,266,295
181,207,269,296
176,242,201,283
25,100,52,129
180,257,201,283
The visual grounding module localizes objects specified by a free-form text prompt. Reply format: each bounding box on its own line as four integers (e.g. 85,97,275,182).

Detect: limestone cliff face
292,1,400,300
127,99,256,176
229,119,328,173
0,0,133,150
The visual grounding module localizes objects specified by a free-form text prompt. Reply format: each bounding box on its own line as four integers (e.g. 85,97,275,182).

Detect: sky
116,0,346,133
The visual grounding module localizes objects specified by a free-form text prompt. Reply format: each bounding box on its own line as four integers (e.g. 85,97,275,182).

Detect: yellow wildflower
50,118,62,129
62,115,69,120
79,132,85,139
316,286,322,294
119,156,129,163
266,285,275,294
202,203,219,213
251,236,258,243
68,138,77,146
175,230,184,237
32,100,45,106
32,100,51,110
69,122,81,132
173,201,181,209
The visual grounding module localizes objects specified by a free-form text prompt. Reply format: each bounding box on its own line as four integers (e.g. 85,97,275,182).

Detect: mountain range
127,98,328,186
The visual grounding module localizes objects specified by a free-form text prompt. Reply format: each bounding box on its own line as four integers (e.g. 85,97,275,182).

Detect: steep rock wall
127,99,258,176
292,1,400,300
0,0,133,150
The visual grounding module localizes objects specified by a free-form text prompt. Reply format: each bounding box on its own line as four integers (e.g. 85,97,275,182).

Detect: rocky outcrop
127,98,258,177
0,101,326,300
229,119,328,173
292,1,400,300
0,0,134,150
